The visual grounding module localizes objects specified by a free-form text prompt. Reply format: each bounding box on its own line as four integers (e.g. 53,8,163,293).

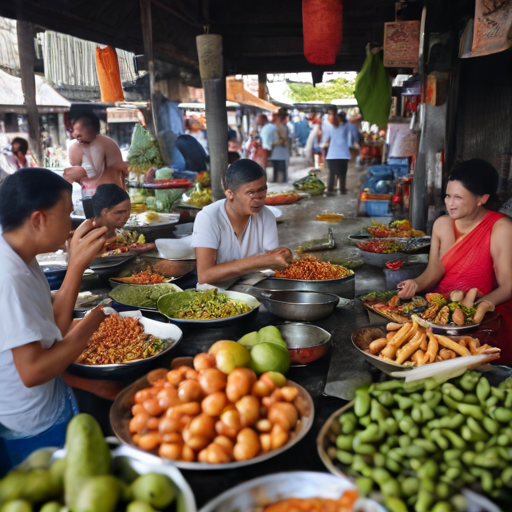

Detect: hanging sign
383,21,421,69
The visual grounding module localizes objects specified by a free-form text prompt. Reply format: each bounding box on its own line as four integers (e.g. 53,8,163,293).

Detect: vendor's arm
11,307,106,388
196,247,291,284
52,220,108,336
63,143,87,184
474,218,512,322
398,217,447,299
104,136,129,176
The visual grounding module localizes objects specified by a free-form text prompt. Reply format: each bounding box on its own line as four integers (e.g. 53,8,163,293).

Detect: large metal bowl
199,471,385,512
68,310,183,379
158,290,261,328
23,442,196,512
110,374,314,470
276,323,331,365
257,272,355,299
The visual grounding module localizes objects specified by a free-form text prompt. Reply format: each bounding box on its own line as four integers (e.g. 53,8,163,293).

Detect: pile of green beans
326,372,512,512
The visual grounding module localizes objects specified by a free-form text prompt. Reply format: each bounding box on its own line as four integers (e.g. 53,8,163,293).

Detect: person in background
293,113,311,148
256,114,273,169
64,112,128,197
0,168,115,469
185,117,209,155
92,184,131,239
8,137,36,170
322,105,359,194
192,159,292,289
268,109,290,183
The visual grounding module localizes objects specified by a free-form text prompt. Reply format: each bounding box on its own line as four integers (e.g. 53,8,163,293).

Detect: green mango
22,469,58,504
74,476,120,512
40,502,61,512
115,458,139,486
118,480,133,502
0,501,32,512
49,459,66,496
126,502,158,512
0,472,27,503
131,474,176,510
237,331,260,348
64,414,111,510
18,450,53,472
258,326,287,348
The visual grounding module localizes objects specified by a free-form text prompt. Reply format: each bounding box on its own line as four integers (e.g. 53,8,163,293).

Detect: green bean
392,408,406,422
491,387,506,401
380,443,391,455
354,389,371,417
335,435,354,451
440,413,465,429
384,497,408,512
357,423,379,443
411,405,423,424
462,393,479,405
419,403,435,421
440,429,467,449
403,380,425,393
427,419,441,430
353,439,376,455
482,416,500,435
442,382,465,401
450,495,468,512
383,417,399,435
421,426,431,440
420,476,436,494
339,411,357,424
415,489,434,512
359,414,372,427
431,429,449,450
406,445,427,458
355,476,373,496
436,481,453,500
461,471,476,485
385,456,402,473
447,459,462,469
373,452,386,468
486,434,498,448
409,458,422,472
480,468,494,493
444,449,463,462
399,417,414,434
387,448,404,464
476,377,491,403
413,438,437,453
398,435,411,450
501,466,512,487
434,405,449,416
410,392,423,403
498,375,512,389
394,394,414,410
485,395,499,409
461,425,487,443
445,467,461,480
372,467,392,485
423,377,441,390
374,379,404,392
473,447,503,468
359,464,374,478
378,391,395,407
431,501,452,512
371,399,391,423
474,440,486,452
417,459,438,479
497,434,509,446
494,477,503,490
388,435,399,447
493,407,512,423
460,371,480,392
461,451,475,465
467,416,489,439
381,478,402,498
336,449,354,465
498,447,512,461
407,495,418,507
442,394,460,410
504,389,512,409
456,402,484,420
401,477,420,497
409,425,420,438
341,419,357,435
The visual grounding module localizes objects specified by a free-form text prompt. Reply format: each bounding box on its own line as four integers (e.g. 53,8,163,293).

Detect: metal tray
23,442,196,512
157,290,261,327
69,310,183,379
199,471,385,512
111,374,314,471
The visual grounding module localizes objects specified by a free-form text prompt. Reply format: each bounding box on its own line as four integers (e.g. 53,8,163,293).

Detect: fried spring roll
439,348,457,360
420,335,428,351
411,349,426,366
386,322,404,331
467,338,481,355
369,337,389,354
436,334,471,357
474,344,501,355
396,332,425,364
425,330,439,363
380,323,413,359
387,332,395,340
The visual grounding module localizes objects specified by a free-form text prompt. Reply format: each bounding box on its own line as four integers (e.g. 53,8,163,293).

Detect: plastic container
364,199,390,216
155,237,195,260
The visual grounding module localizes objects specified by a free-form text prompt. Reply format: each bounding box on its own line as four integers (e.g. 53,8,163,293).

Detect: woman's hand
474,301,495,324
397,279,418,299
68,219,109,271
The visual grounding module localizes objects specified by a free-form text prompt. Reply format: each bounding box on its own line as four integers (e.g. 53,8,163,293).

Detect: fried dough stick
380,322,415,359
369,337,389,354
436,334,471,357
396,331,425,364
425,330,439,363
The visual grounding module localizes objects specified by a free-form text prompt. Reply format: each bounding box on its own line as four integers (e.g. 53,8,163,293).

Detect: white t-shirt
191,199,279,288
0,235,64,436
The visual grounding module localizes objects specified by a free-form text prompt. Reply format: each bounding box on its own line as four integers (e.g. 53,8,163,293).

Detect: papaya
64,414,111,510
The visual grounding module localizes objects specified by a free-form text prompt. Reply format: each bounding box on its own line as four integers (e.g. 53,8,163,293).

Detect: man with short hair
63,111,128,196
192,159,292,288
92,184,131,239
0,168,111,467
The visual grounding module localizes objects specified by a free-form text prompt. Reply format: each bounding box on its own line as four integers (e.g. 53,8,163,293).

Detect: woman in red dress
398,159,512,364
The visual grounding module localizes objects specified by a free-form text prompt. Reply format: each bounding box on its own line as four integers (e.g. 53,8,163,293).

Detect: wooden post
258,73,266,100
17,21,42,166
197,34,228,201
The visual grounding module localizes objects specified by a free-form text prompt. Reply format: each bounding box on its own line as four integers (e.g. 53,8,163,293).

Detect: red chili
143,179,193,189
386,261,404,270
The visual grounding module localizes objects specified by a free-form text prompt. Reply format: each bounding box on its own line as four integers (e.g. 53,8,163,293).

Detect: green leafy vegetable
110,283,181,308
127,124,164,172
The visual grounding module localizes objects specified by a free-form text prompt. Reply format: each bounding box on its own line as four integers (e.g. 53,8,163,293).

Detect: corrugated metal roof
0,17,19,75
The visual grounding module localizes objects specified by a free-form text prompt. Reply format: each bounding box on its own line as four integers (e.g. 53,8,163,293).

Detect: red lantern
303,0,343,65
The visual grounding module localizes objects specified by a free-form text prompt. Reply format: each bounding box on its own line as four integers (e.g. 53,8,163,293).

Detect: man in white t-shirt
192,159,292,289
0,168,113,468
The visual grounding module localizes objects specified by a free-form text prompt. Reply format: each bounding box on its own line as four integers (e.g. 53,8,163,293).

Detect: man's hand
63,166,87,184
267,247,293,260
68,220,109,272
266,250,292,271
397,279,418,299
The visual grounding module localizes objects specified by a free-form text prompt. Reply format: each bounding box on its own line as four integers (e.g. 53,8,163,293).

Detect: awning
0,69,71,113
226,79,279,112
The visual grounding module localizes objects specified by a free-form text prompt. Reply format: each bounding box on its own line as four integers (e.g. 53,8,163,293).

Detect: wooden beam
17,20,42,166
258,73,266,100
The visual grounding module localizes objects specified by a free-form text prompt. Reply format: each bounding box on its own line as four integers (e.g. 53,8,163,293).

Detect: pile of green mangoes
0,414,180,512
327,372,512,512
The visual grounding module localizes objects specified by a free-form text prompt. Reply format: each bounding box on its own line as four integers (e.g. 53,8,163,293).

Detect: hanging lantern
302,0,343,65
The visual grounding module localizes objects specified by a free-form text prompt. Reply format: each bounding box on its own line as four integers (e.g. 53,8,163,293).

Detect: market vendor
0,168,118,467
92,184,131,239
398,159,512,364
63,112,128,198
192,158,292,288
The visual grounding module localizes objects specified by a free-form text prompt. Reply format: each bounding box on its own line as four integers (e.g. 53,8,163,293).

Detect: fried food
274,256,352,280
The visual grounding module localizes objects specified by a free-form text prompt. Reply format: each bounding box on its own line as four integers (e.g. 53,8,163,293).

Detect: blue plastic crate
365,199,390,217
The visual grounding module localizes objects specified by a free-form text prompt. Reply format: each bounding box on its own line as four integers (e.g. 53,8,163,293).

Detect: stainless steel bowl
276,323,331,365
110,374,314,470
114,255,196,282
199,471,385,512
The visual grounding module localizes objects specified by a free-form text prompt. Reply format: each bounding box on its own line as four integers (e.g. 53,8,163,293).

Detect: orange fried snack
274,256,351,281
263,489,358,512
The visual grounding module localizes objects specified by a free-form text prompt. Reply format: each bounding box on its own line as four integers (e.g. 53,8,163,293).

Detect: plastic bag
354,47,391,128
127,124,164,172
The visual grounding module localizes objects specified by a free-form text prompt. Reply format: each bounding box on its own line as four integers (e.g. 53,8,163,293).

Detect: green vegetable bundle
127,124,164,172
328,372,512,512
109,283,181,308
293,175,325,195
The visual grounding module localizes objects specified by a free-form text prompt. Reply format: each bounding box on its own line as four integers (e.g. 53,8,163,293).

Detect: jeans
271,160,287,183
327,159,349,192
0,377,79,470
